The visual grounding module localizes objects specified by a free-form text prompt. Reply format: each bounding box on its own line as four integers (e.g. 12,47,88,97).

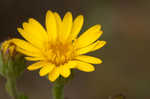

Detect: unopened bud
0,39,26,78
1,39,16,58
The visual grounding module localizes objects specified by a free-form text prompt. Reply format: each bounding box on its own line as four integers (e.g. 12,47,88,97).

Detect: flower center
44,41,75,66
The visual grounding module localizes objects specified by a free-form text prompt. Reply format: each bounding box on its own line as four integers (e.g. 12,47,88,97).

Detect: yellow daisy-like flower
12,10,106,82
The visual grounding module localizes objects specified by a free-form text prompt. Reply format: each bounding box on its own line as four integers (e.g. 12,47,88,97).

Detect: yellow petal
61,12,73,41
60,65,71,78
75,25,102,48
28,18,48,41
12,39,39,53
25,57,44,61
19,18,48,47
75,55,102,64
48,67,60,82
70,15,84,40
16,47,42,58
17,28,39,48
39,63,55,76
46,10,57,41
65,61,78,68
13,38,43,58
76,61,95,72
91,41,106,51
27,61,45,71
76,40,106,55
54,12,62,39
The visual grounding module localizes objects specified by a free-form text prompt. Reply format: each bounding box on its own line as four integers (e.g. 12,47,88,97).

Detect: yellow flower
12,10,106,82
1,39,16,56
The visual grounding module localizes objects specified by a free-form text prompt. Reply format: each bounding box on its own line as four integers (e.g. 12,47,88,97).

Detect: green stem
52,78,65,99
6,76,18,99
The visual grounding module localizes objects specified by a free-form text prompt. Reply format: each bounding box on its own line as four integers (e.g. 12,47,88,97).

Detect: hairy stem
52,78,65,99
6,76,18,99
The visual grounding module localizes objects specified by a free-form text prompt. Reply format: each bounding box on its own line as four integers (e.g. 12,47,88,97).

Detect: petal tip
64,11,72,18
97,59,103,64
46,10,53,15
27,66,32,71
17,27,23,32
96,24,102,30
39,71,45,77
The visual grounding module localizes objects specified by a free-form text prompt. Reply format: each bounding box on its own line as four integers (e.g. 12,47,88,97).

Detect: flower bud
1,39,16,58
0,39,26,78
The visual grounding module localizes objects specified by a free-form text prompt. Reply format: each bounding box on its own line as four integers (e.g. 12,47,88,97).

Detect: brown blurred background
0,0,150,99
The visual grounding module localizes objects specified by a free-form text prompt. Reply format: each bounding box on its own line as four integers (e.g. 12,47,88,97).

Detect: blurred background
0,0,150,99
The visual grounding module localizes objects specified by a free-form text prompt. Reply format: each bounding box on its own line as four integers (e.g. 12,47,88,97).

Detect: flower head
13,10,106,82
